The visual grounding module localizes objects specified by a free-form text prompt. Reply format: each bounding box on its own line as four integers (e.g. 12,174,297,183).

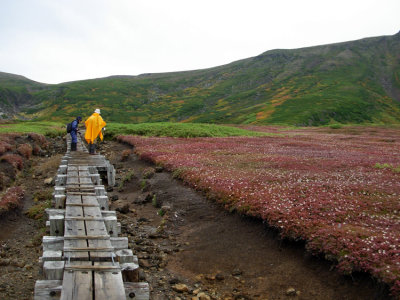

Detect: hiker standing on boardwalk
85,108,106,154
70,116,82,151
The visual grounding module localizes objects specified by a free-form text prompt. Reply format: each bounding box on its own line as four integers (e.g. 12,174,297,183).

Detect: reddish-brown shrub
0,133,20,143
0,186,24,211
121,149,132,161
32,144,41,155
28,133,48,148
17,143,33,159
0,141,13,155
0,154,24,170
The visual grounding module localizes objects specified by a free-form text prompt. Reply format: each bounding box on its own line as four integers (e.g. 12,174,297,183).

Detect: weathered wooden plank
66,203,99,207
94,262,126,300
64,196,89,260
66,184,94,188
65,217,104,221
79,177,93,185
82,195,100,206
83,205,112,261
60,261,93,300
66,177,78,186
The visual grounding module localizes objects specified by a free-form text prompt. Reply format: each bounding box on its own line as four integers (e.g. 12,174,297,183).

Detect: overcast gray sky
0,0,399,84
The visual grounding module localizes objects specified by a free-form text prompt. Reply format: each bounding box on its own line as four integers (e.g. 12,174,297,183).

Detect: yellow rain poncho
84,113,106,143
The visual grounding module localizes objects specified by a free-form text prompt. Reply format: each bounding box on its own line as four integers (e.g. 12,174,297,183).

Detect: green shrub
329,124,342,129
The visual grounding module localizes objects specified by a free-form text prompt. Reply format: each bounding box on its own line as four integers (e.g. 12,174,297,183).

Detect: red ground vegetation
0,154,24,170
17,143,33,159
28,133,49,148
0,186,24,213
118,126,400,296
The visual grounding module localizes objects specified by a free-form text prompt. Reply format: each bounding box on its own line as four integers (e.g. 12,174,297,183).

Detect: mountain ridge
1,31,400,125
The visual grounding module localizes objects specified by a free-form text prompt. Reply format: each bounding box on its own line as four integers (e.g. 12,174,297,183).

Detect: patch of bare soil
103,141,391,300
0,139,391,300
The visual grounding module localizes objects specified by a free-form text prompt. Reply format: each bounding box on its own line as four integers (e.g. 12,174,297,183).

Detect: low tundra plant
1,154,24,170
17,143,33,159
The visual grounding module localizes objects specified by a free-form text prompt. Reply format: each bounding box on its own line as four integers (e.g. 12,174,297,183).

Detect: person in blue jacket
70,116,82,151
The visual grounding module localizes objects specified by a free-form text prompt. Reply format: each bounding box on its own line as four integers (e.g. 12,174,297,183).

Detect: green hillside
1,31,400,125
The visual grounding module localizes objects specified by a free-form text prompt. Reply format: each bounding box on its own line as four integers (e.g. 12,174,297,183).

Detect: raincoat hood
84,113,106,143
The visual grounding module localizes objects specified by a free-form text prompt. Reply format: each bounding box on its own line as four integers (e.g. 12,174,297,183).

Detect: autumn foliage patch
0,154,24,170
17,143,33,159
0,186,24,213
118,126,400,295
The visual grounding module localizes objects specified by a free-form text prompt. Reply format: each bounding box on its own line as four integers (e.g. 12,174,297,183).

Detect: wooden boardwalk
35,134,149,299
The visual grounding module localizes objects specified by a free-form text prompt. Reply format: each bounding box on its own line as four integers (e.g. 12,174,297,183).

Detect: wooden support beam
110,237,129,251
44,261,65,280
54,195,66,209
43,236,64,251
97,195,109,210
115,249,137,264
64,264,121,272
63,247,115,252
58,165,67,175
121,263,139,282
64,235,110,240
124,282,150,300
55,175,67,186
95,186,106,196
55,187,65,195
104,215,118,237
50,215,64,236
34,280,62,300
39,250,63,265
66,191,96,196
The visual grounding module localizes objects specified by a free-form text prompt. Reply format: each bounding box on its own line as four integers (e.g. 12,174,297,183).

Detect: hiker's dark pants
89,142,96,154
70,131,78,151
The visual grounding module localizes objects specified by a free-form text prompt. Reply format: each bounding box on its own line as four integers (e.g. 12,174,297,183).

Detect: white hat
94,108,101,114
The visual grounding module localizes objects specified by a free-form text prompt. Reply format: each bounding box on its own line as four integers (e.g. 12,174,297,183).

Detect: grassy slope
1,32,400,125
0,72,47,115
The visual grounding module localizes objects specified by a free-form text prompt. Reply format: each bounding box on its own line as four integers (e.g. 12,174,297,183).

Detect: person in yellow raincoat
85,108,106,154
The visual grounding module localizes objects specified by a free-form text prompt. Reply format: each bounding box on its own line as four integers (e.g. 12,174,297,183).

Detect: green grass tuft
0,121,64,136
